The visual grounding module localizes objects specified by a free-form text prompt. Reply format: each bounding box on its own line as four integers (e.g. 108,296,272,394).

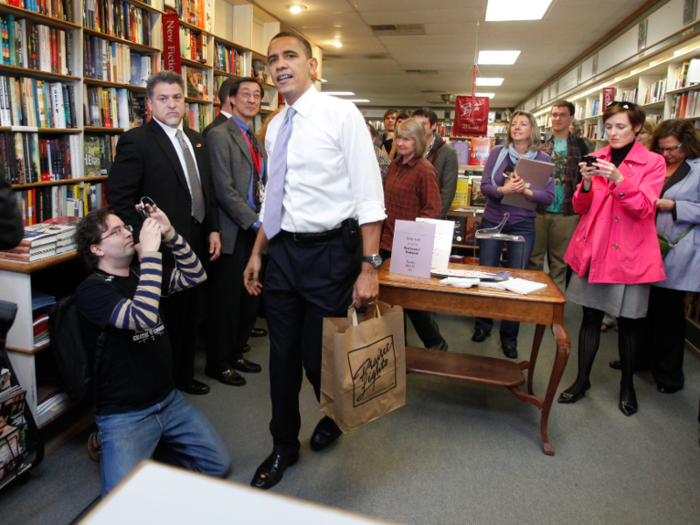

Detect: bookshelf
0,0,304,430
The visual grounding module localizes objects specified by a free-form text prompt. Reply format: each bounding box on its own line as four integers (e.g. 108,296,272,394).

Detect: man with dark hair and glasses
74,205,231,497
528,99,589,293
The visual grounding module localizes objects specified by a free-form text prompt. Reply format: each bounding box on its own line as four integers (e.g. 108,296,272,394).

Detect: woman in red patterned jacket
380,118,447,351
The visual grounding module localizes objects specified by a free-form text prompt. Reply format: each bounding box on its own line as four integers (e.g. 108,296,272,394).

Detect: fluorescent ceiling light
321,91,355,96
478,50,520,65
289,5,306,14
475,93,495,99
331,41,343,48
348,99,370,103
476,77,504,86
485,0,552,21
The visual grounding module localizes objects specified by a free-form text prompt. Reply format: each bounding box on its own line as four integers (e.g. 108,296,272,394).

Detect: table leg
527,324,546,396
540,306,571,455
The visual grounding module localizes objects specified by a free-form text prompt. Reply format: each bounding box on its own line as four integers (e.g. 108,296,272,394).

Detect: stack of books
0,220,79,262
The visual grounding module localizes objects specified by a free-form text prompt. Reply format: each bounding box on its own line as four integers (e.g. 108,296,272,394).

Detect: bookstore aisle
1,306,700,524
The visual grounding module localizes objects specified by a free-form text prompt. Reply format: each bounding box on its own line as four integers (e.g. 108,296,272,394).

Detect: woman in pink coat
558,102,665,416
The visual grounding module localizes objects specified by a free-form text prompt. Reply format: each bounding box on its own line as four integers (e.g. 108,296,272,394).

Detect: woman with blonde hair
472,111,555,359
381,118,448,350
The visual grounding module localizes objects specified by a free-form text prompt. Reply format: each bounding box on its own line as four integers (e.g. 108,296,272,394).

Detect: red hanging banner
162,13,182,75
453,96,490,136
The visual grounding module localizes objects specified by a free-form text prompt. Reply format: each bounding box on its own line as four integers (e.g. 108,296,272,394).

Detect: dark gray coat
206,118,268,255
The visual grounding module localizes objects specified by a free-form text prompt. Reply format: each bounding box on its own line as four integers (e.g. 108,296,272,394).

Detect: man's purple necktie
263,107,296,239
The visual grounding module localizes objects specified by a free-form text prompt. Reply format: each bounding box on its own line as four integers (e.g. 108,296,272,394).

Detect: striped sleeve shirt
109,229,207,331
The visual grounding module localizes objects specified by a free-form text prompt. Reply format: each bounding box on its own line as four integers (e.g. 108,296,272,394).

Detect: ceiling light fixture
475,93,495,99
289,5,306,14
476,77,504,86
331,41,343,48
478,50,521,65
485,0,552,22
320,91,355,96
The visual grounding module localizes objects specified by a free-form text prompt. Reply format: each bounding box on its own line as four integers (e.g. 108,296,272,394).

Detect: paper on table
416,218,454,269
389,220,436,279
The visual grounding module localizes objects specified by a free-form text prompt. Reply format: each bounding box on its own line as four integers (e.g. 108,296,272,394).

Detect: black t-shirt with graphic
76,270,174,415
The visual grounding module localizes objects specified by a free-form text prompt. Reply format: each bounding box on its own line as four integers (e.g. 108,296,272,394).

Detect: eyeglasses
101,224,133,241
606,100,637,110
655,143,683,154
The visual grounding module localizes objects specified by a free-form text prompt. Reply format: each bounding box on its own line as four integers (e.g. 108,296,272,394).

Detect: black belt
281,228,343,244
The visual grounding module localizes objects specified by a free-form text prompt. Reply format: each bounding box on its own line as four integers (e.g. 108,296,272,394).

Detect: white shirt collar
220,110,232,119
153,116,183,139
288,84,318,118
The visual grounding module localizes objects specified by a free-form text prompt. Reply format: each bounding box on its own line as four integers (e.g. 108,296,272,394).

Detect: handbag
320,301,406,433
658,224,696,259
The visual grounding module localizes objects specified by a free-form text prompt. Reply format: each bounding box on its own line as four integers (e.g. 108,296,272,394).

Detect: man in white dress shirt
244,32,386,490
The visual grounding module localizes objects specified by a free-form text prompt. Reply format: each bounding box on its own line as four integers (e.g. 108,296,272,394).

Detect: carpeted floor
1,302,699,525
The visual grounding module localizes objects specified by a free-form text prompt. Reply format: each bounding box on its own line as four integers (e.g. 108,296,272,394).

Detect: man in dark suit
106,71,221,396
202,77,235,138
205,77,266,386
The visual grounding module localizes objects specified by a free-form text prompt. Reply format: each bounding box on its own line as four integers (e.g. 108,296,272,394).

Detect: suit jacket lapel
228,119,255,169
149,119,190,193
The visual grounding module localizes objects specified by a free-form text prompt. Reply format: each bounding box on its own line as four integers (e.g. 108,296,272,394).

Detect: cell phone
582,155,598,168
137,196,156,221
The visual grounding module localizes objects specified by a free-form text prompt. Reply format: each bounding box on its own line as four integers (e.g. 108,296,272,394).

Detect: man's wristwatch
362,254,383,269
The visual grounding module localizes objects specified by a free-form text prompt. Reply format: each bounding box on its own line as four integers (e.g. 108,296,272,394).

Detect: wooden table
378,262,570,455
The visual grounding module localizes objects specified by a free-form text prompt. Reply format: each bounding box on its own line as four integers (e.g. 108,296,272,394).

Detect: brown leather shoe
206,368,246,386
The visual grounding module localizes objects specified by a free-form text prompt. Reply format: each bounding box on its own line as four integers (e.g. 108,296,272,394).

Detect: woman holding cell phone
558,101,666,416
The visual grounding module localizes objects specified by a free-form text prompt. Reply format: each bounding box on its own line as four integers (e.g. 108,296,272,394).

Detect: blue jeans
475,217,536,348
95,389,231,497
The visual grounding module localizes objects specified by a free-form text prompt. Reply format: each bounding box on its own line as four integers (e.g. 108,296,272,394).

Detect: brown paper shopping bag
320,301,406,433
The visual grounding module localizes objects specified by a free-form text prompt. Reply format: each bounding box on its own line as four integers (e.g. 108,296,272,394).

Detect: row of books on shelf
83,0,154,47
641,79,666,104
617,88,637,102
83,35,156,86
214,42,247,76
83,84,147,128
84,133,117,177
670,91,700,119
450,137,493,166
671,59,700,91
0,220,79,264
0,76,77,128
180,25,207,63
184,101,208,132
181,64,207,99
451,175,488,208
585,124,600,140
446,210,484,247
0,379,28,481
0,15,74,76
164,0,212,32
1,131,81,183
12,182,104,230
4,0,73,22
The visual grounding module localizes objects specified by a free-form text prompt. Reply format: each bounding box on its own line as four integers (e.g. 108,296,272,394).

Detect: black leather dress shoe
180,379,210,395
619,401,638,416
251,452,299,490
242,344,251,353
205,368,246,386
558,381,591,404
250,328,268,338
657,384,683,394
310,416,343,452
231,358,262,374
502,345,518,359
472,329,491,343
